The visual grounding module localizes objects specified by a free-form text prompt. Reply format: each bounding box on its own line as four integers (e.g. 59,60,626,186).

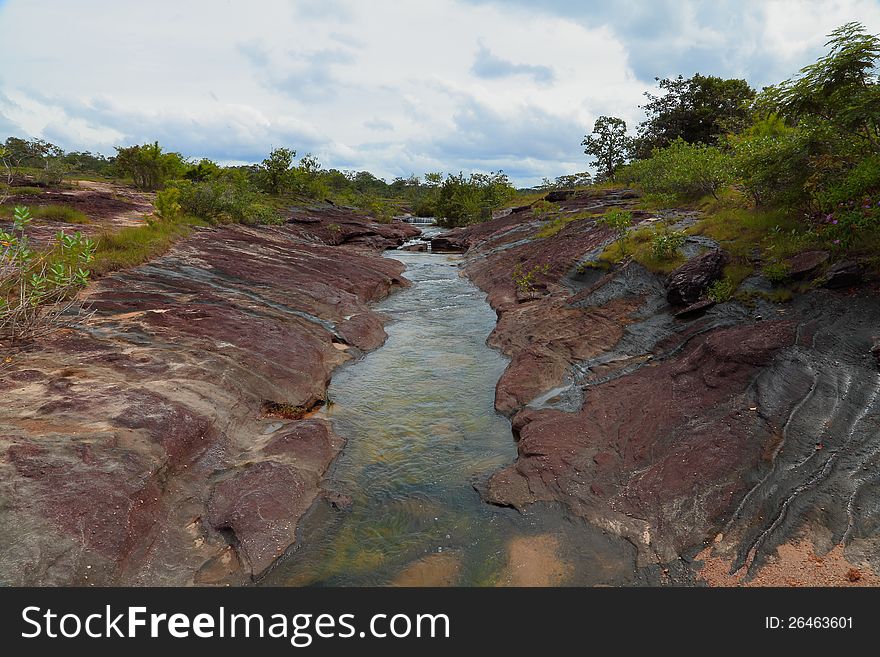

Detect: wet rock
785,250,829,279
401,243,427,252
821,260,863,289
322,491,353,510
0,206,407,585
665,249,727,305
431,234,468,253
207,461,315,578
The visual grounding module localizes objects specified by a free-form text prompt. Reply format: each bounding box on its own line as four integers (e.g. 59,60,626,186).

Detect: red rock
665,249,727,305
207,461,316,577
0,206,407,585
785,250,829,279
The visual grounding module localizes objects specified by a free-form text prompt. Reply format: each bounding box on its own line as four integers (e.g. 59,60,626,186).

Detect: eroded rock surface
449,188,880,584
0,207,413,585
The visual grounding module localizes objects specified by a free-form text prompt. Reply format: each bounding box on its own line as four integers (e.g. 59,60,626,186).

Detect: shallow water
263,249,638,586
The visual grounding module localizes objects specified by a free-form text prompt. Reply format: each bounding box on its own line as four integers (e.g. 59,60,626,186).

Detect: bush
512,262,550,294
434,172,516,227
762,261,791,283
597,209,632,253
172,179,280,225
114,142,188,191
650,229,687,260
154,187,182,221
707,278,734,302
1,206,95,345
727,120,817,208
622,138,733,201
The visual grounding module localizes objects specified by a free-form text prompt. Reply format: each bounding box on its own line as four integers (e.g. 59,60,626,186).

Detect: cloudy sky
1,0,879,185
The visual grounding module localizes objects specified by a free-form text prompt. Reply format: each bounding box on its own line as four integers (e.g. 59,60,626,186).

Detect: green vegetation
596,209,632,253
512,262,550,294
598,225,687,275
622,138,732,201
0,204,89,224
531,199,560,218
114,142,188,191
582,116,632,181
599,21,880,299
419,171,516,227
762,261,791,283
632,74,756,159
172,177,282,226
650,229,687,260
90,214,199,276
1,206,95,345
535,212,592,238
706,278,735,303
537,172,593,190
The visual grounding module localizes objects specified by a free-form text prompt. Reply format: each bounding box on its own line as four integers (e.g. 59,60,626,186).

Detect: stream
263,238,639,586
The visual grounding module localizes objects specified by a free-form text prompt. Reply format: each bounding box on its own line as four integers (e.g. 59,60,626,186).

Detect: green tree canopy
758,21,879,153
633,74,755,159
582,116,632,181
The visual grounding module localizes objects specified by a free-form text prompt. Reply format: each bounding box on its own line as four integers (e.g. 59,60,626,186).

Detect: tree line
581,21,879,252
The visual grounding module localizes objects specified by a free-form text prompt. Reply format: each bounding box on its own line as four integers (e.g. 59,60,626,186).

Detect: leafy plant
582,116,633,181
706,278,734,302
154,186,182,221
1,206,96,345
650,229,687,259
114,142,188,191
597,209,633,254
172,179,280,225
622,138,733,200
762,261,791,283
512,262,550,294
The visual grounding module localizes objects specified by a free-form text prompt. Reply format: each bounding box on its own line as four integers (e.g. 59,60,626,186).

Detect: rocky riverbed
441,188,880,585
0,207,418,585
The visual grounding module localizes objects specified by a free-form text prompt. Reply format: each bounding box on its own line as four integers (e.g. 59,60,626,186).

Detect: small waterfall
398,216,436,226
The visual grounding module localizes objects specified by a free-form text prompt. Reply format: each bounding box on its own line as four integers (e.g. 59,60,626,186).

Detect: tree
759,22,879,153
633,74,755,159
114,142,187,190
582,116,632,181
258,147,296,194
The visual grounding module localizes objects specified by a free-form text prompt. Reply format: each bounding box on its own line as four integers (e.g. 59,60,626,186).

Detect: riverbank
0,205,418,585
445,188,880,585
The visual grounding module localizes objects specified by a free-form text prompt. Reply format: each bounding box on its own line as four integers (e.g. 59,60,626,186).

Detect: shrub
434,171,516,227
727,121,816,208
597,209,632,253
650,229,687,260
1,206,95,345
762,261,791,283
154,187,182,221
623,138,733,200
706,278,734,302
114,142,187,191
512,262,550,294
172,179,280,225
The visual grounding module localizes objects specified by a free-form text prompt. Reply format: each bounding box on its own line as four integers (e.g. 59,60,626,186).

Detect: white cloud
1,0,878,184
